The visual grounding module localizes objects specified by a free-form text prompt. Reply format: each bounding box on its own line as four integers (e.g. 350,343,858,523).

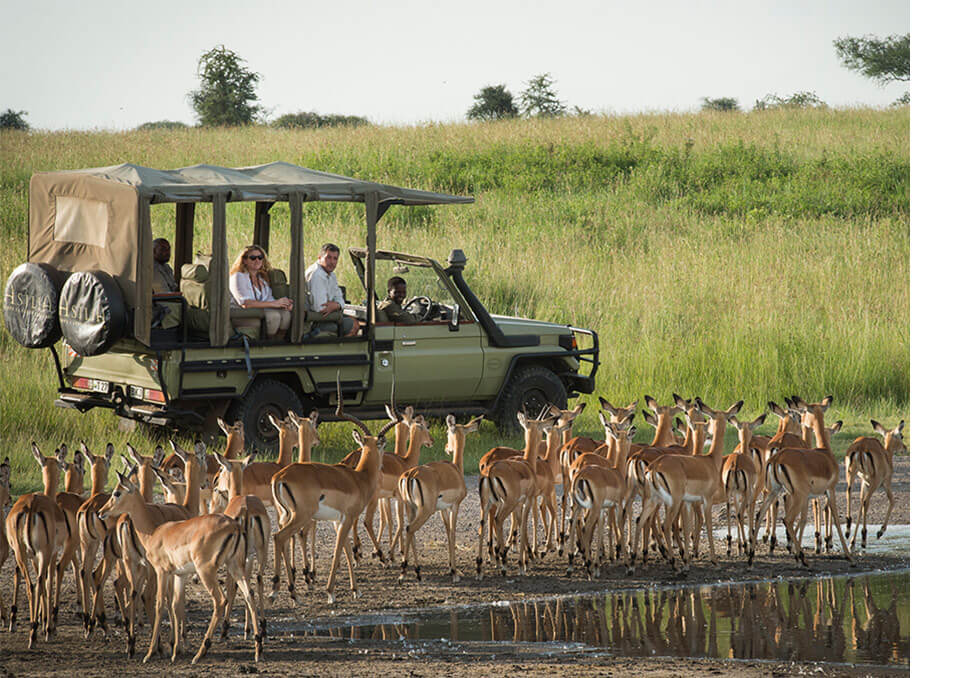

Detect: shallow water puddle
277,570,908,666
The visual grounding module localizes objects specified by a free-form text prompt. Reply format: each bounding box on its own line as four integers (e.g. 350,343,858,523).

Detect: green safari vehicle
3,162,598,451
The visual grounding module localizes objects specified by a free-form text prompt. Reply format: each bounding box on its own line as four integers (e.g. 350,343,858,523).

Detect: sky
1,0,909,130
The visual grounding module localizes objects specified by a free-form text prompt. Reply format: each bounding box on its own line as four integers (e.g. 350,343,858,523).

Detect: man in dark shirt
377,276,419,324
152,238,177,293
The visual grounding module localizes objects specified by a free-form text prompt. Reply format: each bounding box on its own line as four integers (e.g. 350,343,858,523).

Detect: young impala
397,415,483,582
844,420,907,549
723,414,766,563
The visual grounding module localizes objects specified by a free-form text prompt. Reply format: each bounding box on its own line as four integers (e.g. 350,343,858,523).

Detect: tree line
2,34,908,131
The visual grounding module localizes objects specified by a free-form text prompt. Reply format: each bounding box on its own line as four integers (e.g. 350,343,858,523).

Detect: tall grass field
0,108,909,494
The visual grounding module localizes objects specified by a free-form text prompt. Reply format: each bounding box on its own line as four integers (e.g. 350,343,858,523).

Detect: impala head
792,395,832,426
80,440,114,476
695,398,743,436
31,441,63,490
445,414,483,455
212,451,257,498
99,470,142,519
768,400,803,435
600,411,637,443
872,419,908,455
288,409,321,450
517,410,555,439
599,396,639,425
644,395,683,423
0,457,11,513
217,417,245,443
674,394,707,425
729,412,767,437
547,402,585,434
153,464,186,504
337,374,399,456
268,412,298,437
408,415,436,448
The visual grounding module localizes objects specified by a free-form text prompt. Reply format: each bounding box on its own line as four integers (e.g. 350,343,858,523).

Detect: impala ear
81,443,96,466
217,418,229,436
727,400,744,417
243,453,257,469
644,395,658,410
573,402,586,416
642,410,657,427
598,396,614,413
309,410,319,427
104,443,115,464
31,442,45,467
822,395,833,410
465,416,483,433
445,414,457,430
517,411,528,427
830,420,843,434
768,401,784,416
871,419,885,434
213,452,230,471
673,393,686,408
897,420,905,434
728,415,740,428
352,429,364,447
267,413,282,431
171,440,187,463
56,445,67,466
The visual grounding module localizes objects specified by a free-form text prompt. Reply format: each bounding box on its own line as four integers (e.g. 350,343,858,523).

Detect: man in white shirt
305,243,358,337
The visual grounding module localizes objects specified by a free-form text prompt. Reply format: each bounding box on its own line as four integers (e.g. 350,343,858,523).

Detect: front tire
227,379,303,455
494,365,567,434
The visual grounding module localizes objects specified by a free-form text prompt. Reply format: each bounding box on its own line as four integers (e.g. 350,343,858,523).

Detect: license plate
90,379,110,394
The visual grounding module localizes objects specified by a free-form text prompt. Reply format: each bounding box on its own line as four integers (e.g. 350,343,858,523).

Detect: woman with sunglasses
228,245,293,340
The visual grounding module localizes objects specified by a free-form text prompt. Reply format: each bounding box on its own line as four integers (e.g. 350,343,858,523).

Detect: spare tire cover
3,262,68,348
59,271,128,356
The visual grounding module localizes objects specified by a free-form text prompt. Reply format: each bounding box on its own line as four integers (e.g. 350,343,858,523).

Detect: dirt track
0,458,910,675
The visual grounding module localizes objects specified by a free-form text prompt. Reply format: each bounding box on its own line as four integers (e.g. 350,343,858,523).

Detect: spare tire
3,262,68,348
59,271,128,356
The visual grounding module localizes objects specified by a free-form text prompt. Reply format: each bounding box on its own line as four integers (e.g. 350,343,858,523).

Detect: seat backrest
180,263,209,310
269,269,289,299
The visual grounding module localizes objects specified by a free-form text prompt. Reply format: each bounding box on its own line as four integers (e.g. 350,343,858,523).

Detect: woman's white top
230,271,275,308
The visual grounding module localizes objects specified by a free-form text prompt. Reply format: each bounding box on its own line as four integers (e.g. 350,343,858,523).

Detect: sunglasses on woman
246,254,264,261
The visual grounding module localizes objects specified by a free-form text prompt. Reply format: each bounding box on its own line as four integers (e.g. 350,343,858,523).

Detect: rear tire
227,379,303,455
494,365,567,434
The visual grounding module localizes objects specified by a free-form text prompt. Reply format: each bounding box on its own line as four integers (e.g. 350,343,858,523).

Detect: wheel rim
255,404,284,445
521,388,550,417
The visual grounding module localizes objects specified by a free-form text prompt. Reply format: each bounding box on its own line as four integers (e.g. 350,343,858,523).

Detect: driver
377,276,419,324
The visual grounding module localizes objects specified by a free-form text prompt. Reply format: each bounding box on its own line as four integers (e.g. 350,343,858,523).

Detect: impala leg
191,565,227,665
144,571,168,663
227,557,262,661
844,464,855,538
272,518,303,601
325,520,354,604
826,491,855,563
858,483,879,548
782,495,807,567
362,496,382,564
878,480,895,540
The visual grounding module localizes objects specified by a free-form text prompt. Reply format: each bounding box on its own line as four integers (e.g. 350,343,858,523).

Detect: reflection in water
319,572,908,666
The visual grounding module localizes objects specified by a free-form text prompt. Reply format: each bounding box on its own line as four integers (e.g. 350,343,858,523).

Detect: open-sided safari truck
4,162,598,450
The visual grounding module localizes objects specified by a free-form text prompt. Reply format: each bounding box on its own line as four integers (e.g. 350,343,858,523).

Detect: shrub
754,91,826,111
137,120,189,131
272,112,370,129
701,97,740,112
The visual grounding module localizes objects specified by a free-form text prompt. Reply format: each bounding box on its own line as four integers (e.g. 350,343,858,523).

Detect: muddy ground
0,459,909,676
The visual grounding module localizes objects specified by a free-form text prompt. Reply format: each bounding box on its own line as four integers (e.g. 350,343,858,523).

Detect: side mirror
449,304,460,332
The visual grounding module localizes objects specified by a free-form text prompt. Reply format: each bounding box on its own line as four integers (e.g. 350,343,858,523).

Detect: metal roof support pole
135,197,153,345
254,201,273,254
288,192,305,343
365,192,379,350
209,193,231,347
174,203,195,285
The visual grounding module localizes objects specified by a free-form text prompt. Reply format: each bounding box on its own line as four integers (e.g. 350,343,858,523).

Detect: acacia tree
701,97,740,112
834,33,910,85
0,109,29,130
189,45,263,126
520,73,567,118
466,85,518,121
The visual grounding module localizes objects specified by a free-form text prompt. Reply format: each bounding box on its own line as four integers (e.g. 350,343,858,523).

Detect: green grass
0,108,909,495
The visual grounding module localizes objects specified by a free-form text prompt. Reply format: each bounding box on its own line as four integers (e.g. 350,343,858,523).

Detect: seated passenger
228,245,293,340
377,276,419,324
152,237,181,330
304,242,358,338
152,238,177,293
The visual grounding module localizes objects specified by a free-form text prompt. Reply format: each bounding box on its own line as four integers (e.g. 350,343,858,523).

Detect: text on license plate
90,379,110,394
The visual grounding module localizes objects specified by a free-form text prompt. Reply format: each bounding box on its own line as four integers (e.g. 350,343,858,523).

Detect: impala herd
0,386,907,665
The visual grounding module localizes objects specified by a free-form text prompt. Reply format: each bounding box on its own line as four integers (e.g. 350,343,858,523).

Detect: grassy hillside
0,108,909,494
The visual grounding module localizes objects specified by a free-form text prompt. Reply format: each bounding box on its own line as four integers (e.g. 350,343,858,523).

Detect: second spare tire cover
3,262,68,348
59,271,128,356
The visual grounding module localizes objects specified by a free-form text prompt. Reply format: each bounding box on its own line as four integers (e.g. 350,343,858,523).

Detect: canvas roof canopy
28,161,473,346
